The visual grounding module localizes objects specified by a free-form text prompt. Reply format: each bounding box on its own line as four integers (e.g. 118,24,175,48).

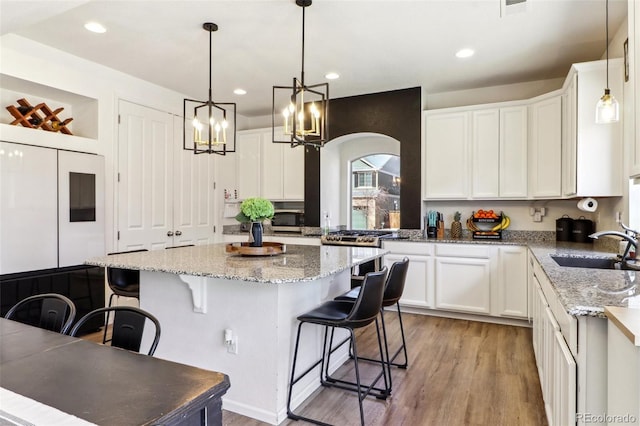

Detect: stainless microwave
271,210,305,233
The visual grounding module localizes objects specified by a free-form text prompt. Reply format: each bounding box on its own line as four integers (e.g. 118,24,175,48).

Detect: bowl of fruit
466,210,510,239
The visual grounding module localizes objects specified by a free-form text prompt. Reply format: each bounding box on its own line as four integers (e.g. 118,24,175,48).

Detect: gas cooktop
320,230,393,247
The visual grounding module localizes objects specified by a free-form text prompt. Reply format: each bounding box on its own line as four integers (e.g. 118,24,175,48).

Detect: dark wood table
0,318,230,425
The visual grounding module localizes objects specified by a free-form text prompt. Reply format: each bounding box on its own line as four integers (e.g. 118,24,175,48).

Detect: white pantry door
117,101,215,251
170,115,215,247
117,100,173,251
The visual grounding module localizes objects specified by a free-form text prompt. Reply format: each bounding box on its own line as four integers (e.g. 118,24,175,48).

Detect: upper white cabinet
562,59,623,197
261,128,305,201
234,127,305,201
630,0,640,178
529,94,562,198
423,111,469,199
498,106,528,198
424,103,527,200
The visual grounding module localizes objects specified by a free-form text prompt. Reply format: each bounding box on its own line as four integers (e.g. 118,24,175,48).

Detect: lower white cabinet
382,241,528,319
434,245,494,314
532,267,577,426
382,241,434,308
496,245,528,318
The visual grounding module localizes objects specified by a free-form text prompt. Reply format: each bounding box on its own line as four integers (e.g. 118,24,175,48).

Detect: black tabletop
0,318,230,425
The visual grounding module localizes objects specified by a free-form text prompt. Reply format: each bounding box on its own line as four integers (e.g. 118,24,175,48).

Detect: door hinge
117,231,120,240
213,225,216,233
118,114,121,124
213,181,216,190
117,172,121,182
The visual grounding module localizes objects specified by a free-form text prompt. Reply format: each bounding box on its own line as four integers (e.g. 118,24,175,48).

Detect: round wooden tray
225,242,286,256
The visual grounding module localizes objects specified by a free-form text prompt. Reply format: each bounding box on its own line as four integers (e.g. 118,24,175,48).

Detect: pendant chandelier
183,22,236,155
272,0,329,149
595,0,619,124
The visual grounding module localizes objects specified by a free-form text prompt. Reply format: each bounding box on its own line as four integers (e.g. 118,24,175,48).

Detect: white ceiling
0,0,628,117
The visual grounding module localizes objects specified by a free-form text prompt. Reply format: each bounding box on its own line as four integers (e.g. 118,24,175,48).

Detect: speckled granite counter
526,242,638,317
85,243,386,424
382,234,638,318
85,243,386,284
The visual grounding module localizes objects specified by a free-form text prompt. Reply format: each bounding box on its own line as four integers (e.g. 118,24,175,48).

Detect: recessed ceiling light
456,48,475,58
84,22,106,33
233,88,247,95
325,72,340,80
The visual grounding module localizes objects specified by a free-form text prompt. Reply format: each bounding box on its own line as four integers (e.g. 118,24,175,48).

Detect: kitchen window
350,154,400,230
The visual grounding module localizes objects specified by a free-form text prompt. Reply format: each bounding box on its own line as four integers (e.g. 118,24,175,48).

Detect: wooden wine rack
6,98,73,135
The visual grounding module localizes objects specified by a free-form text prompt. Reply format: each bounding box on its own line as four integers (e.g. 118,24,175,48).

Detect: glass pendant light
595,0,619,124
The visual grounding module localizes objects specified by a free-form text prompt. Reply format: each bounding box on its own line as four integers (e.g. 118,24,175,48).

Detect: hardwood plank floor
83,313,547,426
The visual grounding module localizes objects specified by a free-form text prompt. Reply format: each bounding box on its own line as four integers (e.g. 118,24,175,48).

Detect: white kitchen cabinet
237,130,262,200
498,106,528,198
382,241,434,308
631,0,640,178
529,94,562,198
606,308,640,426
562,59,623,197
426,103,527,200
261,127,305,201
471,108,500,198
495,245,528,318
0,142,105,274
0,143,58,273
433,244,496,314
423,111,469,199
532,270,577,426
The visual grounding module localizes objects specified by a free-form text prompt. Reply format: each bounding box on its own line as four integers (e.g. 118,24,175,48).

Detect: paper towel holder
577,197,598,212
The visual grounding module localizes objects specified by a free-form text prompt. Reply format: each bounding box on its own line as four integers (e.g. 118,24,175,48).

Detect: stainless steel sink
550,255,619,269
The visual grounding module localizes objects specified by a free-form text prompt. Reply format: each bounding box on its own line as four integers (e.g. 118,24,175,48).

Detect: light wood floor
84,313,547,426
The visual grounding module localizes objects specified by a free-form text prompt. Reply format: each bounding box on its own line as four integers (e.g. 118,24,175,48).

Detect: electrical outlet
615,211,622,223
227,336,238,354
533,212,542,222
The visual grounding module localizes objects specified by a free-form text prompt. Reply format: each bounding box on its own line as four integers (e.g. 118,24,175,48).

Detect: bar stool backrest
383,257,410,307
346,267,387,327
107,249,148,291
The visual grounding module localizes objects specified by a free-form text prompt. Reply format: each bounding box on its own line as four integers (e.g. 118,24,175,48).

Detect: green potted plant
235,197,275,247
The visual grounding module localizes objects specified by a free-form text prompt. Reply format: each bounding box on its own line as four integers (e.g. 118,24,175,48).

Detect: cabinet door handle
167,231,174,237
175,230,182,236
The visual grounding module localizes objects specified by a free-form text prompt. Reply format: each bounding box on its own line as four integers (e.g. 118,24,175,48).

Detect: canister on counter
572,216,594,243
556,215,574,242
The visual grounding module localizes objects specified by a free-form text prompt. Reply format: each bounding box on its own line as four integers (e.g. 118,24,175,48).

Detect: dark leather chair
70,306,161,356
5,293,76,334
286,268,388,426
335,257,410,392
104,249,148,343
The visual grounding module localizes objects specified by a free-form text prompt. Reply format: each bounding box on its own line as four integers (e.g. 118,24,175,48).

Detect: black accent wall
304,87,422,229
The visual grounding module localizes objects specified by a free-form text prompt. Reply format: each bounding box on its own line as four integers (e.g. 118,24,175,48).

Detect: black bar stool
334,257,410,393
286,268,389,426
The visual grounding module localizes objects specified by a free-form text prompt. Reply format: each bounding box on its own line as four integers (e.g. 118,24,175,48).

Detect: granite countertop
379,233,638,318
85,243,387,284
604,306,640,346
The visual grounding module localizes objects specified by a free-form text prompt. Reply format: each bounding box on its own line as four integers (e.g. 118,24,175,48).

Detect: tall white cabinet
0,142,105,274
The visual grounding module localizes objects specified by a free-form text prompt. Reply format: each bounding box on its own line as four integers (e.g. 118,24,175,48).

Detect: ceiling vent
501,0,527,17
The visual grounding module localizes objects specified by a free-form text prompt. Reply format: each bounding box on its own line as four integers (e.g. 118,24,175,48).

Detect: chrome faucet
590,223,639,265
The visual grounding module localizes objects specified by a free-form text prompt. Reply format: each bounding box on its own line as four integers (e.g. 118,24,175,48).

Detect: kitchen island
86,243,387,425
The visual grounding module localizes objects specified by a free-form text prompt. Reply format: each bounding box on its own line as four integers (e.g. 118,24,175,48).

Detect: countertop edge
604,306,640,346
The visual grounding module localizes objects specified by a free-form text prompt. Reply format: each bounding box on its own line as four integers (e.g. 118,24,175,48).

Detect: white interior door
117,100,173,251
171,115,215,246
